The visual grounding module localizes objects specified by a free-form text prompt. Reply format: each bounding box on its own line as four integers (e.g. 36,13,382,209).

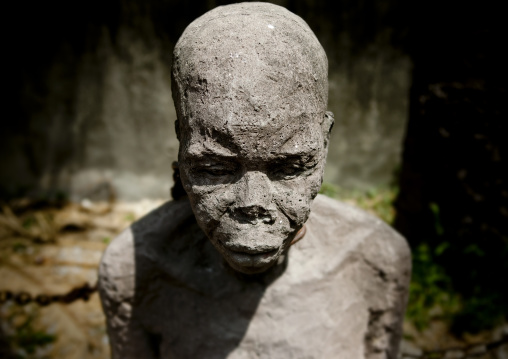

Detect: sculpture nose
234,171,276,224
237,205,273,224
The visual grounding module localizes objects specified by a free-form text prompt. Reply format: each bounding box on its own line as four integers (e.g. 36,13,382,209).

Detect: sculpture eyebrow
270,140,320,158
185,141,238,159
273,147,319,158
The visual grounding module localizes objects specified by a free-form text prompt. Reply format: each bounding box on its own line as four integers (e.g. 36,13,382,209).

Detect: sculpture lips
227,248,280,269
223,243,279,256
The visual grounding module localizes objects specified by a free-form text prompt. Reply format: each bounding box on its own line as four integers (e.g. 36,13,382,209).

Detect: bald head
172,2,329,143
171,3,332,274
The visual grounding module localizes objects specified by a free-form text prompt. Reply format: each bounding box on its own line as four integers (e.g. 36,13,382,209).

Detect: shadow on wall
2,0,412,201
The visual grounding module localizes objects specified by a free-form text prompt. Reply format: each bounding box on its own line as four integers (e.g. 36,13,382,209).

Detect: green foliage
12,242,28,253
424,202,508,334
22,216,36,230
429,202,444,236
406,243,461,331
124,213,136,222
319,183,397,224
318,183,339,199
3,304,56,358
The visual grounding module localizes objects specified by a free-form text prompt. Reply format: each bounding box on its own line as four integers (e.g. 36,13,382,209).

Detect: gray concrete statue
99,3,411,358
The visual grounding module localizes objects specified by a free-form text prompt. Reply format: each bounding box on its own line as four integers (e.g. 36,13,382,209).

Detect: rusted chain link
401,333,508,358
0,283,97,306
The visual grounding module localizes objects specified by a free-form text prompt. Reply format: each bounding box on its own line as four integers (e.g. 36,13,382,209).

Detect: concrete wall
2,0,411,200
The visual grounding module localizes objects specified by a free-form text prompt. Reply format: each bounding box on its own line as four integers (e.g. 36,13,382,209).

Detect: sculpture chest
100,196,409,358
137,238,370,359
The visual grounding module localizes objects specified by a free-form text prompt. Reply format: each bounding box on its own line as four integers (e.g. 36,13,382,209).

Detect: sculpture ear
322,111,335,149
175,120,181,141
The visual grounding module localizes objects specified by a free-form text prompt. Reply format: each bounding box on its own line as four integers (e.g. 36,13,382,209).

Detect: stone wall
2,0,411,200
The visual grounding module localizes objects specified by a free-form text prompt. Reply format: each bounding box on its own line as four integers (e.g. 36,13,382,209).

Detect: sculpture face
172,3,332,274
179,94,328,274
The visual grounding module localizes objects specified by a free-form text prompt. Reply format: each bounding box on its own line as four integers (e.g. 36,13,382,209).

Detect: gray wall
324,33,410,189
2,0,411,200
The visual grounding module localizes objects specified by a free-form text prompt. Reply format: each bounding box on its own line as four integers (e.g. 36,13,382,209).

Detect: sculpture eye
270,164,304,180
193,163,235,177
203,167,231,176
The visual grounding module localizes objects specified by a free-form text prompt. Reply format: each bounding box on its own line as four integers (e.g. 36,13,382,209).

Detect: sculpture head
172,2,333,274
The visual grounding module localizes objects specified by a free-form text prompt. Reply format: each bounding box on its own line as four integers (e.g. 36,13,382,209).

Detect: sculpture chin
219,242,282,274
205,215,293,274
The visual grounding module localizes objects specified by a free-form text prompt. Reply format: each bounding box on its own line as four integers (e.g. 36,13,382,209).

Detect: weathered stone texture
100,195,411,358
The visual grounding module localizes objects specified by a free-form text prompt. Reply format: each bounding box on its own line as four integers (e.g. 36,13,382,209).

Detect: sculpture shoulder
98,225,136,304
306,194,411,280
99,199,196,303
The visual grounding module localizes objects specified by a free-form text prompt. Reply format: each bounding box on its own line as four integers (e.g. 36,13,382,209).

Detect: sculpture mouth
219,241,280,267
225,244,279,256
226,249,279,270
229,247,278,257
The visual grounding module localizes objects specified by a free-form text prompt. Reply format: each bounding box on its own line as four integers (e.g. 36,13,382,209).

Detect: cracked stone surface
99,3,411,358
99,195,411,358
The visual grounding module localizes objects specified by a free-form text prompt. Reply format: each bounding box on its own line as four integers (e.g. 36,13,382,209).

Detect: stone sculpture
99,3,411,358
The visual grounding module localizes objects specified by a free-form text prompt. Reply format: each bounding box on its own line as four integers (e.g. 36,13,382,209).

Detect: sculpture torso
99,195,410,359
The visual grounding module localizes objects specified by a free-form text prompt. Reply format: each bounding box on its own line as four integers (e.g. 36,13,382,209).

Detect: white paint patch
267,24,274,29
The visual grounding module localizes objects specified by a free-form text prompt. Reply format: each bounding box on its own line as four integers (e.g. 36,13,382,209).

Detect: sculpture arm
98,229,159,358
362,224,412,358
99,289,157,358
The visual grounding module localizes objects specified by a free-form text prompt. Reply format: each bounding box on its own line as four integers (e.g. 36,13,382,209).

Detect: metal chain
0,282,97,306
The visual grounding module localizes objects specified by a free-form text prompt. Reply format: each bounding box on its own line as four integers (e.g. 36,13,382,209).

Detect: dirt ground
0,199,164,359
